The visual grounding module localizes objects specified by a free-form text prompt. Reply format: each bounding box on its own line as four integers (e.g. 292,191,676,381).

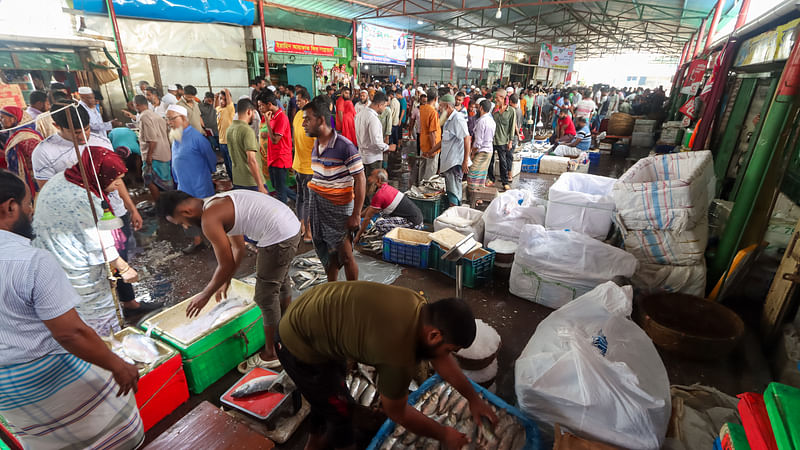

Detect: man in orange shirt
418,89,441,181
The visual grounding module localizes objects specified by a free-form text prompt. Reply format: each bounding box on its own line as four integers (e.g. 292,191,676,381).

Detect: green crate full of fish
139,279,265,394
368,374,541,449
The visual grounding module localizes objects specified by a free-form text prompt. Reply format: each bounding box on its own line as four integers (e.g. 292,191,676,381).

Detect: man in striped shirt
302,96,366,282
0,170,144,449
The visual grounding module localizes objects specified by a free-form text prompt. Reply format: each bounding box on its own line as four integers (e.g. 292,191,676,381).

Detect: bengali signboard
267,40,335,57
360,23,407,65
538,43,576,72
680,58,707,95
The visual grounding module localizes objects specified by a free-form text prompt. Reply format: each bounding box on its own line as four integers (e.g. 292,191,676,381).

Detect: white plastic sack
509,225,638,309
515,282,671,450
482,189,546,245
546,172,617,239
632,260,707,297
434,206,485,243
613,150,715,232
620,217,709,266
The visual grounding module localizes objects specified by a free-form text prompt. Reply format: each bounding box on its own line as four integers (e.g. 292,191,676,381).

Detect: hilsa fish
231,374,278,398
121,334,160,364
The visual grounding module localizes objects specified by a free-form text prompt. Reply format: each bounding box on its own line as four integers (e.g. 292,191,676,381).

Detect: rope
0,103,75,134
182,317,262,364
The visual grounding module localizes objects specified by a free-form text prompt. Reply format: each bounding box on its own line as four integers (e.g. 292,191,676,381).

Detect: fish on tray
231,374,279,398
119,334,161,365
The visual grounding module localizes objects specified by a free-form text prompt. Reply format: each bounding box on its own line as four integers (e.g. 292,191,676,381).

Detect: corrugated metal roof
266,0,721,57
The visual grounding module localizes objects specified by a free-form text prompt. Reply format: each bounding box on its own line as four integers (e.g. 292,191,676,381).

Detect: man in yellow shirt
216,88,235,179
292,88,314,244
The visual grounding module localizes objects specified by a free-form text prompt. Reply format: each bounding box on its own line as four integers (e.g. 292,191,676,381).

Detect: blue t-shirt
171,125,217,198
576,124,592,151
108,127,140,155
399,97,408,124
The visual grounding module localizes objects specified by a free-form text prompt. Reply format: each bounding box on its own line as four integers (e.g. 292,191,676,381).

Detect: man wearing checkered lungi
353,168,424,244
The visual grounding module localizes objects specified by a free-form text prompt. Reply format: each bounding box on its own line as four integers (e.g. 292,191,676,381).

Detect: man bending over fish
157,189,300,371
277,281,498,449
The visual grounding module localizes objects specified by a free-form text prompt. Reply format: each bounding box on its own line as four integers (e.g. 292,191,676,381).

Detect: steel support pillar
259,0,270,79
704,0,723,52
410,33,416,83
499,49,506,84
450,41,456,82
735,0,752,30
693,18,706,58
353,20,359,85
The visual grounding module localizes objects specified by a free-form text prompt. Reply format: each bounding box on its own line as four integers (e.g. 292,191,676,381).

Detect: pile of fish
357,226,384,253
347,364,381,408
111,333,165,370
167,296,250,342
379,381,527,450
291,256,328,291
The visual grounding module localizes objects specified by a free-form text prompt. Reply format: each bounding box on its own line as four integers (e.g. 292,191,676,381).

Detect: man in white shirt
161,84,180,106
26,90,48,120
145,87,170,117
388,89,401,145
77,87,115,138
355,91,396,178
355,89,371,116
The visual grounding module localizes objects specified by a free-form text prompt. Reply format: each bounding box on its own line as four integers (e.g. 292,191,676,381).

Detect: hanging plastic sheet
73,0,255,26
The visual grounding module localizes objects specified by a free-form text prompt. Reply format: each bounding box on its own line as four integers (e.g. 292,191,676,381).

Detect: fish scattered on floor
120,334,161,364
231,374,279,398
380,381,527,450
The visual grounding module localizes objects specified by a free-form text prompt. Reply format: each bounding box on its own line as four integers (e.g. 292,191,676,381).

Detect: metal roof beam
355,0,606,19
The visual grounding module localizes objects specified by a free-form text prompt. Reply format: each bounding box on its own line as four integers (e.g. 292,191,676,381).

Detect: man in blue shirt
553,116,592,157
166,104,217,253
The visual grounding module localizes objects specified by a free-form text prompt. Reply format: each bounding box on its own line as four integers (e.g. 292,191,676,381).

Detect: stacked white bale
612,150,715,296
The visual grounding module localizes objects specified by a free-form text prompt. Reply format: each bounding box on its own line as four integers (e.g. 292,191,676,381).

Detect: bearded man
166,104,217,253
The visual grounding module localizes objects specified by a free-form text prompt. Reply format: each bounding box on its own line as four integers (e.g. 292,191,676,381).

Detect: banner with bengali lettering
267,40,335,57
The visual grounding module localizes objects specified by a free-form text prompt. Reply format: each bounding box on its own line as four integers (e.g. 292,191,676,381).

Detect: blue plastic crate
430,242,495,288
588,151,601,164
367,374,543,449
382,228,432,269
521,154,544,173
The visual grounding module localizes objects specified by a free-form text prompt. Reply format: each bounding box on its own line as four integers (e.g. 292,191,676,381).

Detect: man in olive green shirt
492,89,517,191
277,281,497,450
227,98,267,194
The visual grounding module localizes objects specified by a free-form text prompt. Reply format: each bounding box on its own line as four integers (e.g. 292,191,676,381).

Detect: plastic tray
430,242,495,289
409,195,448,224
382,228,432,269
521,154,544,173
366,374,542,449
764,382,800,450
220,368,289,420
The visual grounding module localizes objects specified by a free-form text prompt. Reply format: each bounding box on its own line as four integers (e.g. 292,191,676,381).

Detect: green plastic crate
140,280,265,394
429,241,495,288
764,382,800,450
409,195,447,224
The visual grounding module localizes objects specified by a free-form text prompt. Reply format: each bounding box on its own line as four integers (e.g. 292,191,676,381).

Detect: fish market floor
132,170,771,449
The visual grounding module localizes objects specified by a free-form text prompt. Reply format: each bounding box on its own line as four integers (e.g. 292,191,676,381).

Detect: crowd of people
0,74,671,449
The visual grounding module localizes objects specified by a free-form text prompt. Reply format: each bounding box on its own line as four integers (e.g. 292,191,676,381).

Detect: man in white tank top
157,189,301,371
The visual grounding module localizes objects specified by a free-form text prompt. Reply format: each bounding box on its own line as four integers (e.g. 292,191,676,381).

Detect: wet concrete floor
131,150,773,448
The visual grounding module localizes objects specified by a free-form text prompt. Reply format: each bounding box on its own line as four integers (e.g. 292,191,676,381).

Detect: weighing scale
440,232,479,298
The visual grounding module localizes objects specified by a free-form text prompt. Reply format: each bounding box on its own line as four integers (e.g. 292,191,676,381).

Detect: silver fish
401,431,418,446
379,437,398,450
360,383,377,407
358,363,376,383
346,373,353,388
443,390,463,412
452,397,469,420
355,376,370,400
437,386,453,415
121,334,160,364
298,274,319,290
267,371,296,394
392,425,406,438
422,393,440,416
349,376,362,399
510,427,526,450
476,418,499,448
231,374,278,398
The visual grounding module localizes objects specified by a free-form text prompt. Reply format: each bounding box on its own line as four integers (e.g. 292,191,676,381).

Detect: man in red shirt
260,92,294,203
552,109,577,148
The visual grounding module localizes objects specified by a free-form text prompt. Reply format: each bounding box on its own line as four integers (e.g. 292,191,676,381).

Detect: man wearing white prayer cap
162,84,179,106
77,86,116,138
165,103,217,253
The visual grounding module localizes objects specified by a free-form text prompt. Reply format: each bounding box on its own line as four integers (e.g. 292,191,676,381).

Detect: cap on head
77,86,93,95
167,104,188,117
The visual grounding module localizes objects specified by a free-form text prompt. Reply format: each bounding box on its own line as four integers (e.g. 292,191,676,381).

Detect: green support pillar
709,45,800,286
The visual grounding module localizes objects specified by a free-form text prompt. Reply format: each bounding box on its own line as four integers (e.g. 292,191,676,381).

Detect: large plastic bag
434,206,485,243
482,189,546,245
620,217,709,266
613,150,715,232
509,225,638,308
515,282,671,449
546,172,617,239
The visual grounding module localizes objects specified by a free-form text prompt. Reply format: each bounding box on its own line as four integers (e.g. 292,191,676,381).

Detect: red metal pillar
499,49,506,84
353,20,359,84
410,33,416,83
678,40,689,67
693,18,706,58
449,42,456,82
704,0,723,52
735,0,752,30
104,0,133,98
479,46,486,82
259,0,270,79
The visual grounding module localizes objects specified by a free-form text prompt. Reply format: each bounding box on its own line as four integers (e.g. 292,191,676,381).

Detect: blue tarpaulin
72,0,255,26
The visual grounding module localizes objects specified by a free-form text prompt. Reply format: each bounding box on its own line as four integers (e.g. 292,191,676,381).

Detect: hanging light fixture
417,19,423,25
496,0,502,19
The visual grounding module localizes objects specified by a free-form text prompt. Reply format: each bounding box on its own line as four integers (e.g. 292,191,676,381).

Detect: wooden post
259,0,270,79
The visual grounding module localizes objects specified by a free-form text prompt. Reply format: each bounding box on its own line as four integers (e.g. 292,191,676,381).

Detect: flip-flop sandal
237,354,283,374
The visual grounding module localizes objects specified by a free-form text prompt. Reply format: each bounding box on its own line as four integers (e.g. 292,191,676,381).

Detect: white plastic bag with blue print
515,282,671,449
